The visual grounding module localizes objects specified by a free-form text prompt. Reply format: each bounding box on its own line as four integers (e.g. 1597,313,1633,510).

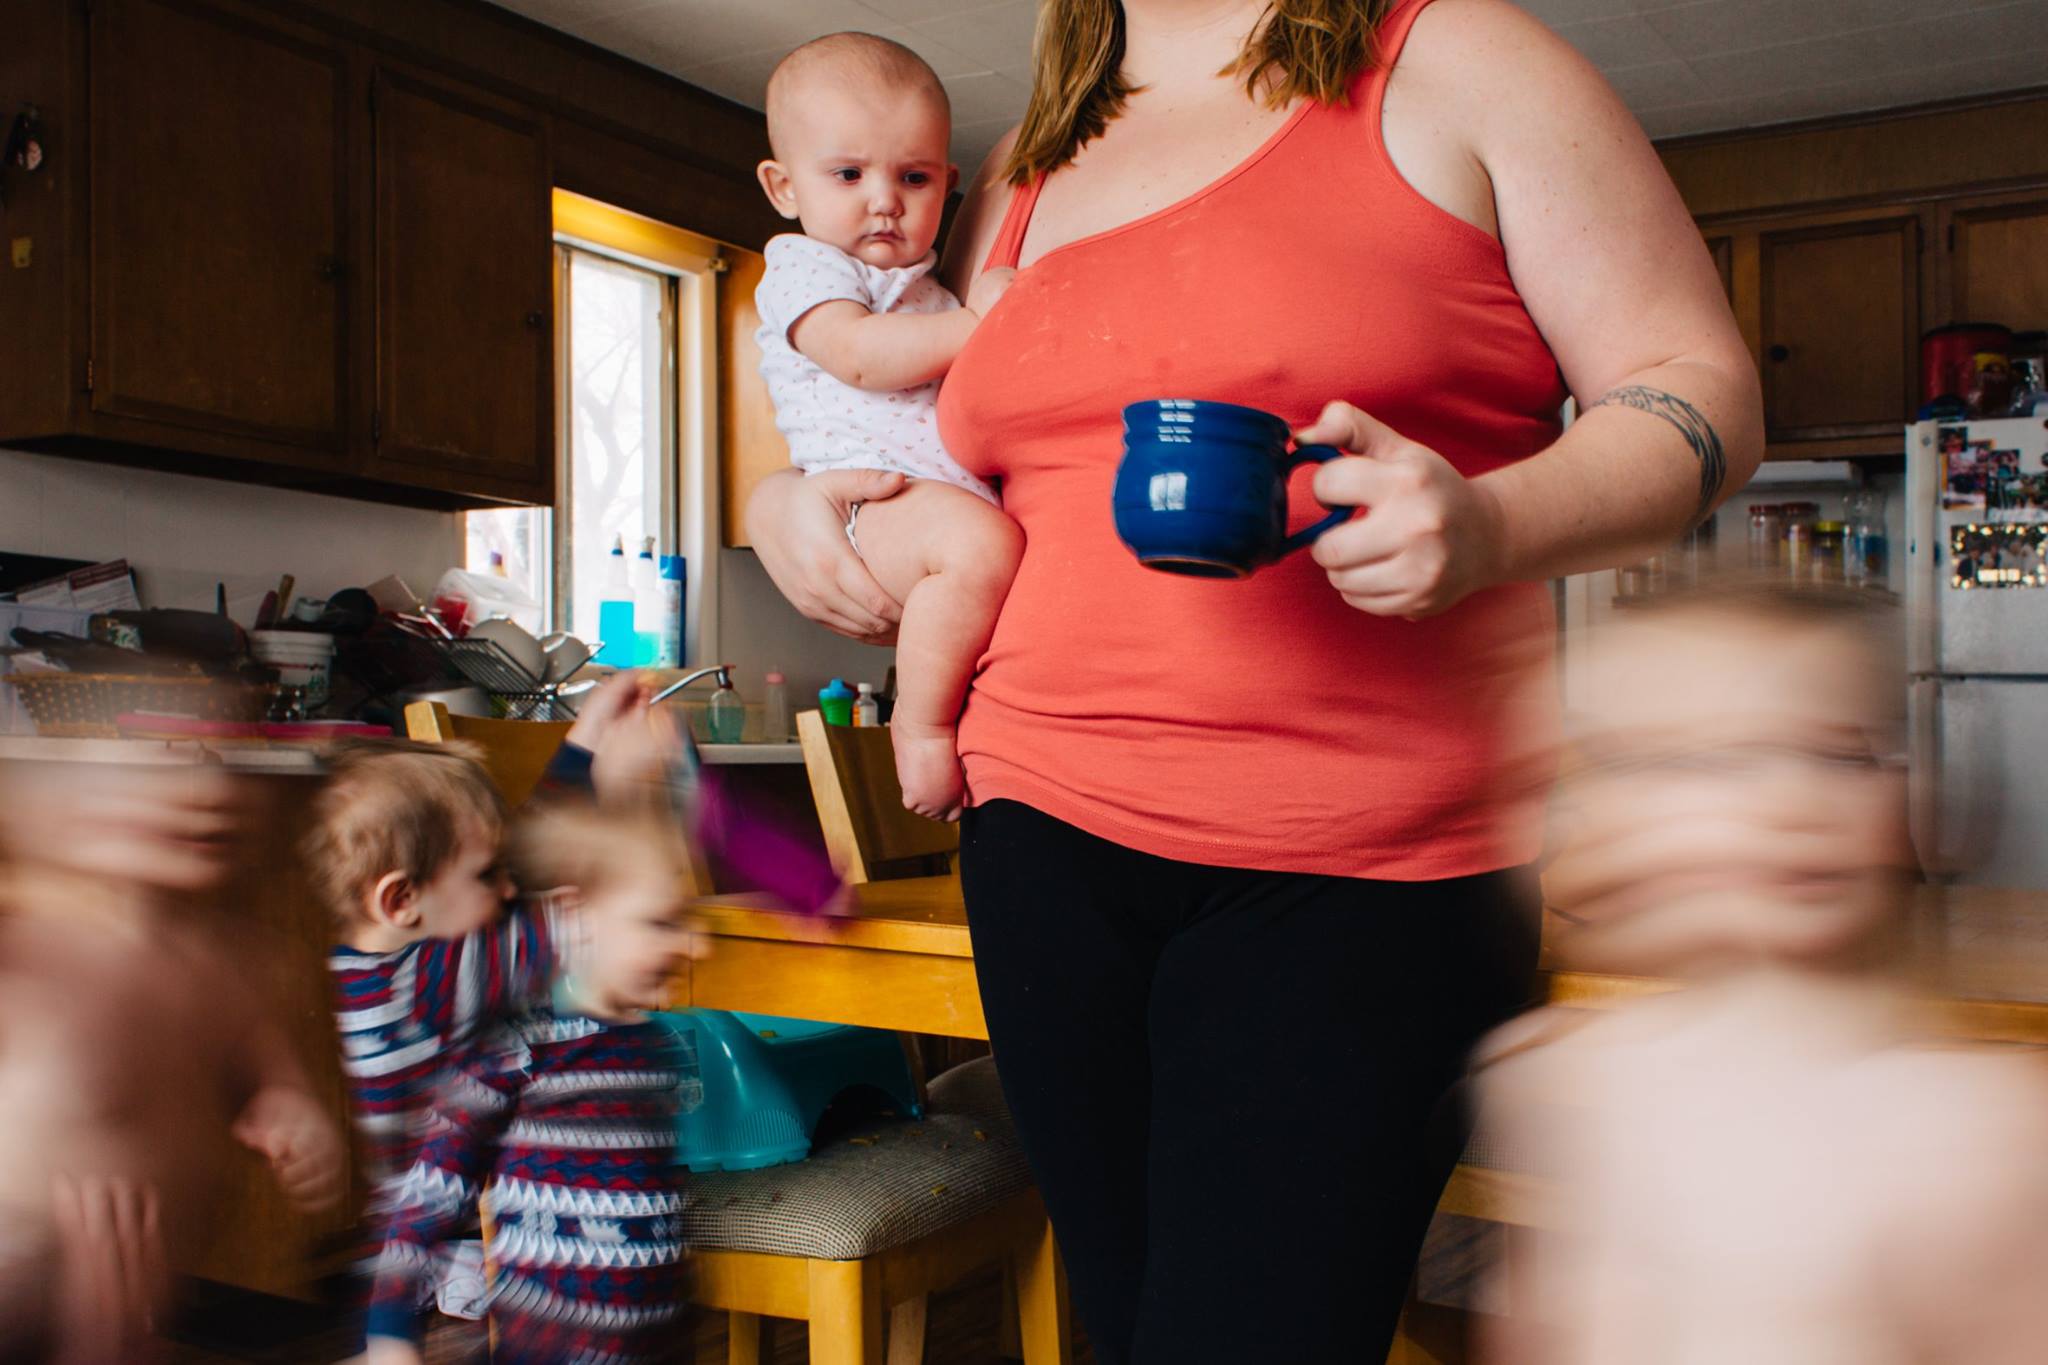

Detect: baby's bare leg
845,481,1022,820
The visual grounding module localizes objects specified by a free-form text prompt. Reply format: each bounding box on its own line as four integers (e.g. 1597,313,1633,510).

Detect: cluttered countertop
1,560,804,765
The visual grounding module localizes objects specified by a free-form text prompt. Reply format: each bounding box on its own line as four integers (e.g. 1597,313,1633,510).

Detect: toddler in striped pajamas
365,805,704,1364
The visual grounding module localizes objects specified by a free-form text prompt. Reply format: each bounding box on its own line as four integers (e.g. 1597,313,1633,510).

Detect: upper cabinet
1663,95,2048,461
367,66,552,503
0,0,560,507
1941,192,2048,327
1757,212,1922,443
89,0,352,459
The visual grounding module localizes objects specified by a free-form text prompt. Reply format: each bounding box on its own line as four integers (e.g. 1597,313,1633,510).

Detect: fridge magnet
1941,428,1998,510
0,104,43,210
1950,524,2048,590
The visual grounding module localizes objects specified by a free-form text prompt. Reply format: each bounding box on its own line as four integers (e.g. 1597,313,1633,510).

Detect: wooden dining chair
401,700,572,808
794,708,959,884
677,709,1071,1365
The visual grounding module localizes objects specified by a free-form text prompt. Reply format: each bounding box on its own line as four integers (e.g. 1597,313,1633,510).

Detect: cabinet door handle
524,310,545,329
1767,343,1791,363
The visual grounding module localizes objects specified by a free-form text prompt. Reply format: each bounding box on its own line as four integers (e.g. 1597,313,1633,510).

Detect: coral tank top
936,0,1566,880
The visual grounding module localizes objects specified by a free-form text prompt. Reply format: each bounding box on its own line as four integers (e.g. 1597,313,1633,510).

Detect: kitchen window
465,191,722,664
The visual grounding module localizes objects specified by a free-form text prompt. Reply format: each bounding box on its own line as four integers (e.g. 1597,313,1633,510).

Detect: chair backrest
403,700,572,808
795,708,958,884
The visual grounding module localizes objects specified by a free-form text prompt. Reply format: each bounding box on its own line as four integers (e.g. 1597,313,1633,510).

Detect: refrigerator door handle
1908,677,1948,879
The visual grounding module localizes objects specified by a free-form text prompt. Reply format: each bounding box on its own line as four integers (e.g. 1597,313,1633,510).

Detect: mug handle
1278,444,1349,557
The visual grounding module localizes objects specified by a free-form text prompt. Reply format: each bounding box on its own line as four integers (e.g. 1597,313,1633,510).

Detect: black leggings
959,800,1540,1365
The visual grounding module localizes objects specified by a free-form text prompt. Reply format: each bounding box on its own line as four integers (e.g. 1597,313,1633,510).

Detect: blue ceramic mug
1113,399,1348,578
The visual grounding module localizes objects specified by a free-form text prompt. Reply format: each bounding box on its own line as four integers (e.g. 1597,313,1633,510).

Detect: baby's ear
368,870,418,929
946,163,960,195
756,160,799,218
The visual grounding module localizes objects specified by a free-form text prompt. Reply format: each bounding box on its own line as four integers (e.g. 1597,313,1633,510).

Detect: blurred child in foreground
1477,580,2048,1363
0,759,344,1362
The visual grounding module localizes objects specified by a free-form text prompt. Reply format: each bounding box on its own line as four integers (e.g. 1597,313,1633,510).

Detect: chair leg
1012,1220,1073,1365
728,1310,765,1365
807,1258,885,1365
885,1296,929,1365
997,1270,1023,1360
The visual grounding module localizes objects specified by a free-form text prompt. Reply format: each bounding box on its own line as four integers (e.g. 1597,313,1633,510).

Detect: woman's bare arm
1305,0,1762,614
1440,0,1761,573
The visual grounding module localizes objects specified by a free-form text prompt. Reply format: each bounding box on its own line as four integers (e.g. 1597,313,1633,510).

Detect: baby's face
761,82,955,270
1550,611,1909,976
576,856,697,1016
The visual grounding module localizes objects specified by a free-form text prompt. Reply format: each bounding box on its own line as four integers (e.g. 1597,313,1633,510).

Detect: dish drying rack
391,616,596,721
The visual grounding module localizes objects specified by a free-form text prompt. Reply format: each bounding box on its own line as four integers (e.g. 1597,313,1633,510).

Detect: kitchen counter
0,734,807,769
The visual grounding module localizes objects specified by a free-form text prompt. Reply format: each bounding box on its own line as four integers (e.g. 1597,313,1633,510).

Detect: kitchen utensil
540,631,592,683
255,592,279,629
466,618,544,681
4,672,265,738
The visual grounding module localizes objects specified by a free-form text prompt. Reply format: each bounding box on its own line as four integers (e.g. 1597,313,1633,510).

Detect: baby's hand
966,266,1016,320
232,1086,345,1213
366,1337,427,1365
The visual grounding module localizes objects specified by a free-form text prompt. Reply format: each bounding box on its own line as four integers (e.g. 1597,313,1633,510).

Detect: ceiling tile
866,23,991,80
908,0,1039,72
863,0,1009,21
1643,0,2017,59
673,46,787,107
1520,0,1643,23
1602,59,1708,110
941,70,1031,126
578,0,888,70
1553,13,1686,68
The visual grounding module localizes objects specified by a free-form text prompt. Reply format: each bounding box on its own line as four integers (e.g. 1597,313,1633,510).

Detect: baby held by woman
753,32,1021,820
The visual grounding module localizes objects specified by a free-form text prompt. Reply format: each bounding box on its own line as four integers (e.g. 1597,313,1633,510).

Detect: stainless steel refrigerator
1906,416,2048,890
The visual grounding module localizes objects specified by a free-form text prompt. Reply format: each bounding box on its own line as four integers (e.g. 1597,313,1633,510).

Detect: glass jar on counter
1780,502,1820,580
1615,552,1668,606
1811,521,1847,582
1844,488,1889,588
1748,504,1785,573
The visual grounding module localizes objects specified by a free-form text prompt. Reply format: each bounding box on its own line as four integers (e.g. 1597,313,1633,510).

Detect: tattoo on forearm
1589,385,1727,527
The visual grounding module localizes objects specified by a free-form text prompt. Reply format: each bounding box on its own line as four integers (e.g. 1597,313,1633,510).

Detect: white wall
0,447,461,623
0,447,890,717
716,547,896,713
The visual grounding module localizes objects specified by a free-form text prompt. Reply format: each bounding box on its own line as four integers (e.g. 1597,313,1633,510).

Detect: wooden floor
159,1211,1496,1364
161,1267,1096,1365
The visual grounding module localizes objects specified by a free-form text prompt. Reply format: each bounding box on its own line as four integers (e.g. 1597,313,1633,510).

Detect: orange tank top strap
982,172,1047,273
1366,0,1441,101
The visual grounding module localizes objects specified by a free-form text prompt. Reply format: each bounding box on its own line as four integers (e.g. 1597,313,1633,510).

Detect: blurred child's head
305,740,511,948
758,32,955,270
512,807,701,1018
1549,578,1911,978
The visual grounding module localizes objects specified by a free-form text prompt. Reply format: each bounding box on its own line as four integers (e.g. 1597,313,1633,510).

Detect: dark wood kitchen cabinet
0,0,562,507
364,66,553,503
1756,211,1923,442
89,0,352,459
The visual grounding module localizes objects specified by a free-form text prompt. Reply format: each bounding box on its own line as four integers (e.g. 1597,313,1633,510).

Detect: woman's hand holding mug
1298,400,1509,619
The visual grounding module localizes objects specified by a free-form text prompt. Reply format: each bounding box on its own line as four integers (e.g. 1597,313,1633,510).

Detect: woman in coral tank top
748,1,1762,1358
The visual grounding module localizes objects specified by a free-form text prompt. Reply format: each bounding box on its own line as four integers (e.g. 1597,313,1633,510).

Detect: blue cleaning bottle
596,535,637,667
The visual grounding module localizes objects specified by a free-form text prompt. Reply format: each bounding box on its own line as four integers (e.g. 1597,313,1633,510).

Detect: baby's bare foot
891,720,964,822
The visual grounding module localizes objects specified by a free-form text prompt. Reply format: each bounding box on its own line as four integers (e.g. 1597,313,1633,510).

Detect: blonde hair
510,805,705,905
1003,0,1395,186
766,32,951,160
303,739,507,923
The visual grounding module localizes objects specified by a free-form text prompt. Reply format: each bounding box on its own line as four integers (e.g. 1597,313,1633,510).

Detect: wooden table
668,875,988,1040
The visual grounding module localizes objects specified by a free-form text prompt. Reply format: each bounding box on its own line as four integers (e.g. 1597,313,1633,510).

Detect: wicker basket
2,672,267,739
